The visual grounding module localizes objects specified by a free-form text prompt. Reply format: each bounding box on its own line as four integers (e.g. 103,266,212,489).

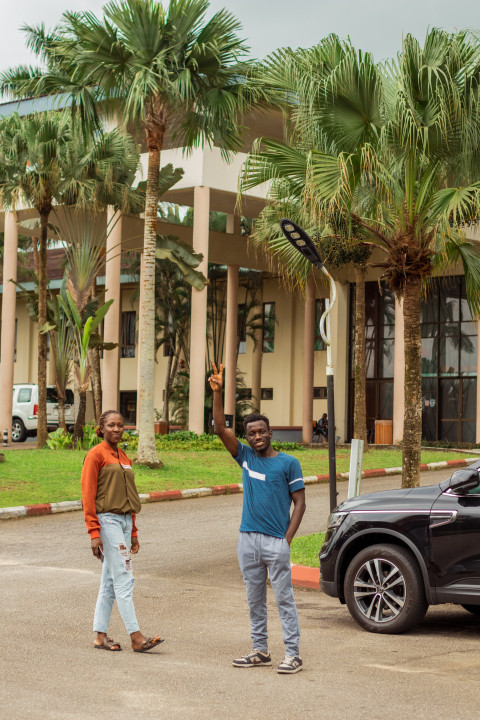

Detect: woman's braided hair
96,410,124,438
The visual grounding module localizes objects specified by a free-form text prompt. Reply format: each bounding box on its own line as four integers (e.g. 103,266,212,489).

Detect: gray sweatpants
237,531,300,657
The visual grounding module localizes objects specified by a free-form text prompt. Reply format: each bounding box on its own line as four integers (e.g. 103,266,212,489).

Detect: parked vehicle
320,463,480,634
11,384,75,442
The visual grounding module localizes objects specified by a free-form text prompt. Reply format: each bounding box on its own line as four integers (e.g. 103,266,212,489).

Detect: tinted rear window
47,388,59,403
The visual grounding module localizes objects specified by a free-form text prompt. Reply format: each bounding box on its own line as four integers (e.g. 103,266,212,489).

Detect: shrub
46,428,73,450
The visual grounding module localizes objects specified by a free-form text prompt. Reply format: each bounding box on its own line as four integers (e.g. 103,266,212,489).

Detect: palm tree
0,112,142,445
242,30,480,487
2,0,261,465
241,38,379,450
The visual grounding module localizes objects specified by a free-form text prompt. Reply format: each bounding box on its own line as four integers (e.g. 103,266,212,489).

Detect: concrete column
302,274,315,443
102,207,122,412
188,187,210,434
251,279,263,412
224,265,239,421
476,320,480,443
393,296,405,445
136,250,145,426
0,212,18,441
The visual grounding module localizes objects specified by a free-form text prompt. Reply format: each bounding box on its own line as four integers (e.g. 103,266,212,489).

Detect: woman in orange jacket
81,409,163,652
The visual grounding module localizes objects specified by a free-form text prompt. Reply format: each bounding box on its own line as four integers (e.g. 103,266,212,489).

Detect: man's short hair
243,412,270,434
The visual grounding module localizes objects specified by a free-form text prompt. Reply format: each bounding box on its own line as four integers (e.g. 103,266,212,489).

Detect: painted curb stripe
2,458,477,520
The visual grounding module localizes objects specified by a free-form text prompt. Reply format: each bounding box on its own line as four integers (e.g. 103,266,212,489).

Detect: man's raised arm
208,363,239,457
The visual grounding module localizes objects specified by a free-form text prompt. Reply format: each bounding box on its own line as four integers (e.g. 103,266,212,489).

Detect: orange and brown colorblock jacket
81,441,141,540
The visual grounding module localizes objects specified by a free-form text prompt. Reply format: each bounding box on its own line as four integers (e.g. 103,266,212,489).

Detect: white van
11,384,75,442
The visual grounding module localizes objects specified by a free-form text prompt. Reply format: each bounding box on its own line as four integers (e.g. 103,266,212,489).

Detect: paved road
2,469,480,720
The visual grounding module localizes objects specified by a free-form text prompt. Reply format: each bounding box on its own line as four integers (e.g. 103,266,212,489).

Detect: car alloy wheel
11,418,27,442
344,544,428,634
352,557,405,623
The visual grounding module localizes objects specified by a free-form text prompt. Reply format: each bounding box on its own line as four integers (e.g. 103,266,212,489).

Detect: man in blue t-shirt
209,363,306,674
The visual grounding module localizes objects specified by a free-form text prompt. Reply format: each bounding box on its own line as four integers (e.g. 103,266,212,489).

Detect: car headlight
327,511,348,530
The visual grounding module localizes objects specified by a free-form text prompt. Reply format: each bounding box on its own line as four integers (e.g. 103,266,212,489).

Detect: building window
238,303,247,354
120,391,137,425
313,386,327,399
237,387,252,400
262,302,275,353
315,299,327,351
261,388,273,400
121,312,136,358
421,276,477,443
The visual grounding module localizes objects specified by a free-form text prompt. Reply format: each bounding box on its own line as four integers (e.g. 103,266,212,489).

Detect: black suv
320,461,480,634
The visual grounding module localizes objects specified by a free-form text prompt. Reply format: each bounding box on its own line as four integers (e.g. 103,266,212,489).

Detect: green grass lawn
0,446,476,508
290,532,325,567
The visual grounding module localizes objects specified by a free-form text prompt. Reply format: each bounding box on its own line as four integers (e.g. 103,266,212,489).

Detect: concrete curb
1,458,477,521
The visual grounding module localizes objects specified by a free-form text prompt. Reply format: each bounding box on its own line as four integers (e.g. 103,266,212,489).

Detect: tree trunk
36,213,49,447
89,347,102,423
57,395,66,433
353,266,368,451
136,145,163,467
402,277,422,488
73,389,87,446
163,348,174,422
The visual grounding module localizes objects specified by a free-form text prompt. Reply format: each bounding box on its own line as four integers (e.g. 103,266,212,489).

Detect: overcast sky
1,0,479,74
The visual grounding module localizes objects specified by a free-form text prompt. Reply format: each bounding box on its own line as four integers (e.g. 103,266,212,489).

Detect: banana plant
59,290,113,443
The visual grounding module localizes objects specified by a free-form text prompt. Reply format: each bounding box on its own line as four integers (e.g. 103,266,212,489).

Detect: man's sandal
94,636,122,651
133,636,164,653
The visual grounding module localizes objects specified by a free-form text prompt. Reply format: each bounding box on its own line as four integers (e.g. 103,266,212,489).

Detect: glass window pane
381,324,395,339
441,322,459,337
462,421,476,444
421,338,437,376
439,336,459,375
422,380,437,442
461,278,474,322
439,280,460,323
461,320,477,335
462,378,477,419
378,382,393,419
440,379,459,419
460,335,477,376
262,302,275,353
381,289,395,326
421,323,437,338
365,284,376,326
379,339,394,378
421,285,438,323
440,420,459,443
366,340,375,378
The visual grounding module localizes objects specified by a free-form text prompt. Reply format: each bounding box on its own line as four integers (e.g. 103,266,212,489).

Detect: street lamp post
280,218,338,512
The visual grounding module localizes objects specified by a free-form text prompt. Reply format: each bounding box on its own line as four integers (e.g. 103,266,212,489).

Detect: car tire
12,418,27,443
344,543,428,634
461,604,480,616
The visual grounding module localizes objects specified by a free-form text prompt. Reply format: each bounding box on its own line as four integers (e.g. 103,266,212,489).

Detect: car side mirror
447,468,480,495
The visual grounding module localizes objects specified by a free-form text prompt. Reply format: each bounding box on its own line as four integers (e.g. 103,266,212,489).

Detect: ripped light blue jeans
93,512,140,635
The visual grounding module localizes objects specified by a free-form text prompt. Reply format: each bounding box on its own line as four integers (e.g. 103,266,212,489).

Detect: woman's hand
131,536,140,554
208,362,223,393
91,537,103,559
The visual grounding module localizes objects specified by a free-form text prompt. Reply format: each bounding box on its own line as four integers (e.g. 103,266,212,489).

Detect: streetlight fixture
280,218,338,512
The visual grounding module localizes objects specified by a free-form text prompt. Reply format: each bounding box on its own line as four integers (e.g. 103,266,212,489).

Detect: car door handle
430,510,457,528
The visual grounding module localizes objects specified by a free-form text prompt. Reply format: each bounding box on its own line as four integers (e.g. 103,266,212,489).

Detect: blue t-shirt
234,442,305,538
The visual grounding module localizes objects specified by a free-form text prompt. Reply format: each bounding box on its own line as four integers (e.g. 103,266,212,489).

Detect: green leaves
155,235,206,290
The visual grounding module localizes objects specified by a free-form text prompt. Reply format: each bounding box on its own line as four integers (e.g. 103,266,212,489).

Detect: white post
348,438,364,498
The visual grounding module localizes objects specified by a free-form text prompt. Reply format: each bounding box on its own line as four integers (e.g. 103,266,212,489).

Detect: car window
46,388,59,403
467,483,480,495
17,388,32,403
65,389,74,404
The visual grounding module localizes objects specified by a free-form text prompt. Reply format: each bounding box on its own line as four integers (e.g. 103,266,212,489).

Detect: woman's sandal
133,635,165,653
94,636,122,651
